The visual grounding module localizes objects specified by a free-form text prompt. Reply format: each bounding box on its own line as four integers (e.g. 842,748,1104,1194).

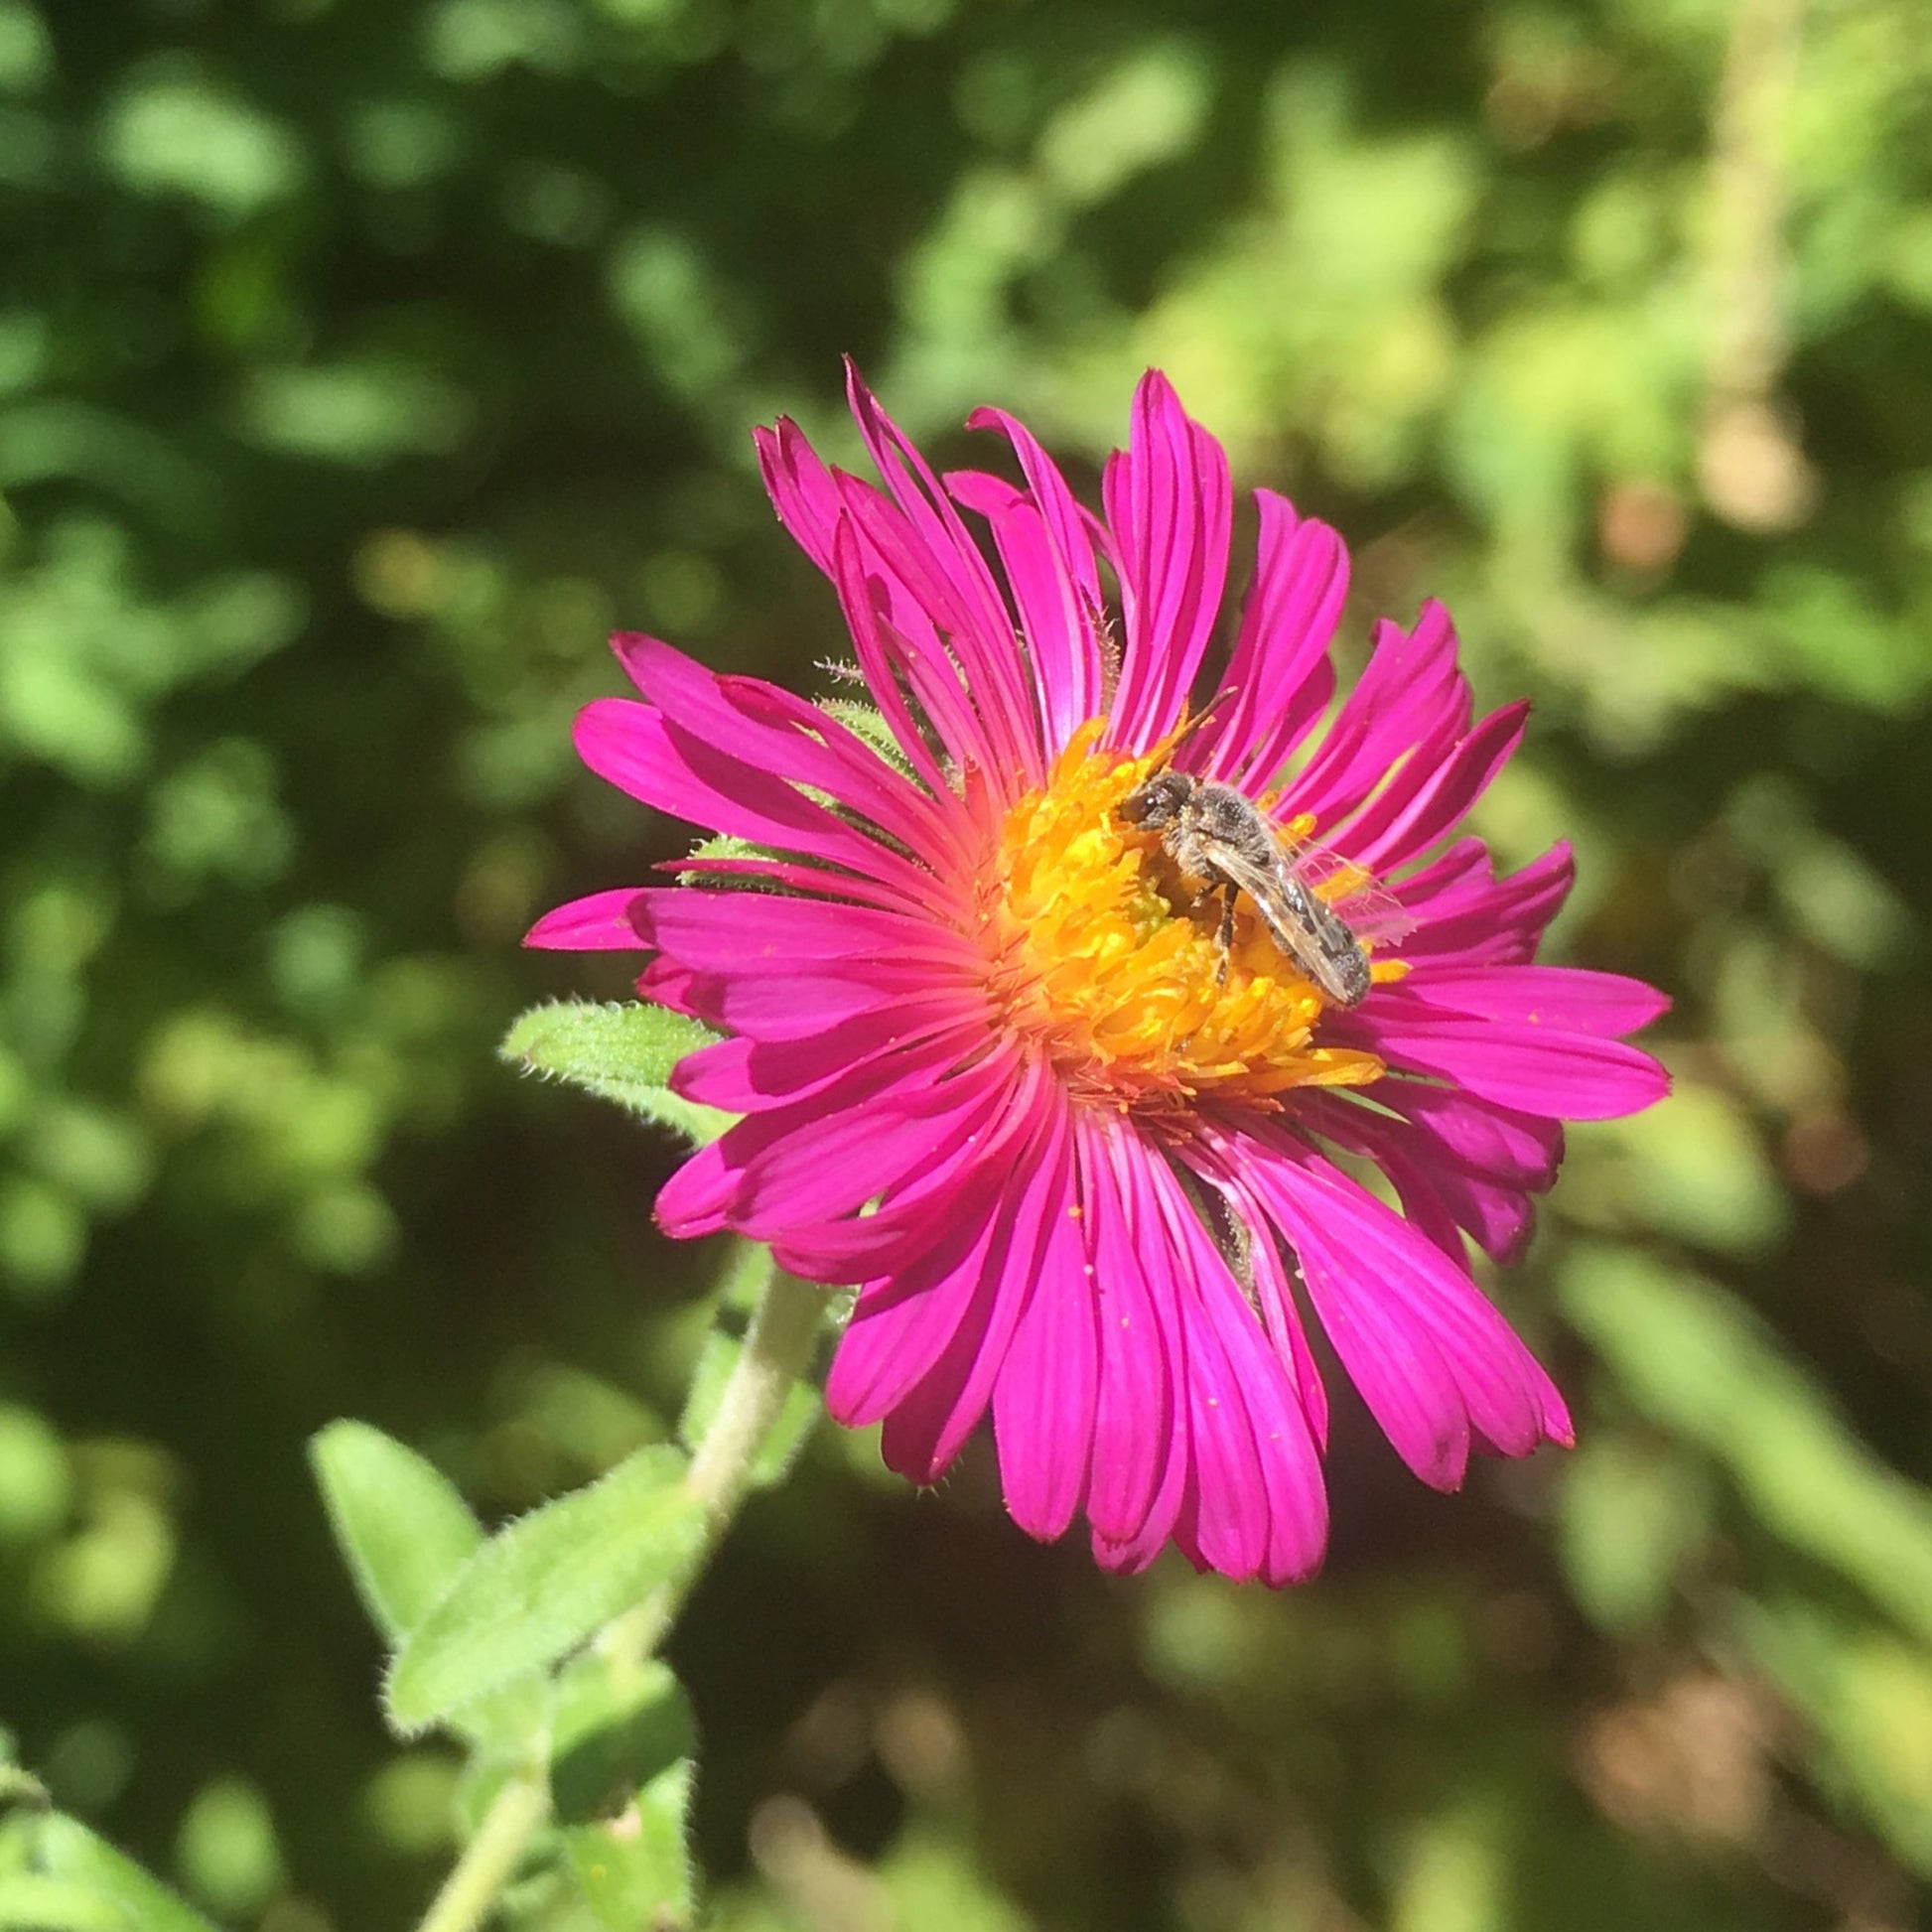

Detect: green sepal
562,1759,698,1932
500,1000,732,1144
3,1816,221,1932
309,1420,484,1644
676,833,786,892
818,696,917,778
385,1446,706,1734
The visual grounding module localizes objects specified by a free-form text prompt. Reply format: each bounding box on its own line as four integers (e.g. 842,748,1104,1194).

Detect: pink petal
648,851,917,917
1142,1161,1274,1582
632,888,979,979
1288,603,1469,833
1228,1126,1573,1480
963,406,1104,616
522,888,648,951
770,1108,1029,1280
1174,1220,1327,1583
1398,845,1576,966
1195,491,1345,789
991,1155,1099,1541
1396,964,1673,1036
1079,1116,1177,1545
1393,835,1493,906
574,699,942,909
843,365,1042,788
1304,1095,1538,1268
879,1079,1073,1483
635,952,966,1045
754,414,843,577
1345,703,1530,875
821,1070,1050,1425
1337,1006,1673,1119
1372,1079,1566,1187
671,1005,984,1114
828,507,1005,789
655,1046,1019,1241
827,1205,1012,1428
946,469,1098,752
757,416,954,797
615,633,976,874
963,401,1107,728
1104,371,1233,750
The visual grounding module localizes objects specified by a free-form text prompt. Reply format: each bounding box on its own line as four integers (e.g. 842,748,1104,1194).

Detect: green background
2,0,1930,1924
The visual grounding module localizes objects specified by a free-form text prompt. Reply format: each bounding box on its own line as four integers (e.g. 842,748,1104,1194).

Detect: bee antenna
1167,683,1241,758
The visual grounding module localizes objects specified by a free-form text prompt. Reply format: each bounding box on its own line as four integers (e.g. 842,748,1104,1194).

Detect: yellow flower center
977,721,1399,1122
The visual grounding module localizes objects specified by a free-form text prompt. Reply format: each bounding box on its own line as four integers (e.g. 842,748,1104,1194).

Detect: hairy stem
601,1256,826,1672
414,1769,550,1932
412,1251,824,1931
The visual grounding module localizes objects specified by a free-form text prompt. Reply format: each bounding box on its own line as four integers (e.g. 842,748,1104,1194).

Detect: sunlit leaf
309,1421,484,1644
20,1815,221,1932
551,1655,695,1824
563,1760,697,1932
1562,1247,1932,1649
500,1000,729,1143
386,1446,705,1732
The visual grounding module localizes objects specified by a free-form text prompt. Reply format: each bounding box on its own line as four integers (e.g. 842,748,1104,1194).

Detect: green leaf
678,1331,820,1491
447,1679,554,1760
386,1446,706,1733
1556,1434,1713,1636
309,1420,484,1643
500,1000,731,1144
0,1875,125,1932
551,1656,696,1825
1740,1597,1932,1875
1561,1246,1932,1650
17,1815,220,1932
562,1760,697,1932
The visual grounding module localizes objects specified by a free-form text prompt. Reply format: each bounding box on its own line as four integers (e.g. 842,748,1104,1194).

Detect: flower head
529,366,1670,1584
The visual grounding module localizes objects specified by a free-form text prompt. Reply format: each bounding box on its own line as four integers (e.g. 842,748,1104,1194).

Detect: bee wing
1198,835,1301,922
1278,837,1417,946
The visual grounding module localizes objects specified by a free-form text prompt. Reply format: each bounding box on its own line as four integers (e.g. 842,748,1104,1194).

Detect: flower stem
413,1768,549,1932
688,1260,826,1516
600,1256,825,1673
410,1252,823,1932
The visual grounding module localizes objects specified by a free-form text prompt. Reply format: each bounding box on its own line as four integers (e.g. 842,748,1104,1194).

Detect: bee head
1119,769,1193,829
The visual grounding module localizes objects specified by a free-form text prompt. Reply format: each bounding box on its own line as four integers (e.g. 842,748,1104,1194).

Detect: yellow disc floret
977,721,1391,1120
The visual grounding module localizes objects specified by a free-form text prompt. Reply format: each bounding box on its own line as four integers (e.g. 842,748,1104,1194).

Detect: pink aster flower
528,366,1670,1585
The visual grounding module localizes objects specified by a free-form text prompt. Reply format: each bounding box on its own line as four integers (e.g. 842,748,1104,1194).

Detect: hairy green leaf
385,1446,705,1732
499,1000,730,1143
309,1420,483,1643
563,1760,697,1932
551,1655,696,1824
18,1816,221,1932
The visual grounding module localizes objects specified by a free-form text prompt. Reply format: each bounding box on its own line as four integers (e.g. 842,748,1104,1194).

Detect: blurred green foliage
1,0,1929,1925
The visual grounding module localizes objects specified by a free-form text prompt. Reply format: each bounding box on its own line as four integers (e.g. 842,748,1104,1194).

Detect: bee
1118,769,1407,1007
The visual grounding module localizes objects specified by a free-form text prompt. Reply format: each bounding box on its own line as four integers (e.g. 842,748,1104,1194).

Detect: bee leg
1214,882,1238,987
